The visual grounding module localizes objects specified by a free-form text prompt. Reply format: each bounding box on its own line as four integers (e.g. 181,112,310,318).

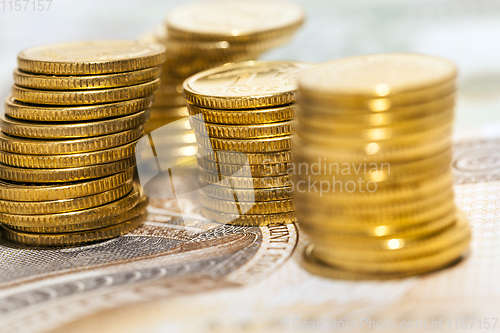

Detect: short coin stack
139,0,305,164
294,54,471,279
184,60,313,226
0,40,165,246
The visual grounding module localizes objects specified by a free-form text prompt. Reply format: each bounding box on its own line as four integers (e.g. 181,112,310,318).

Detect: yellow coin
201,206,295,226
300,241,467,281
191,118,292,139
1,212,147,247
2,186,142,233
200,183,293,202
196,133,292,153
200,194,294,214
197,156,291,177
188,103,295,125
1,109,149,139
0,169,133,201
13,67,161,90
0,179,133,215
0,140,140,169
0,157,136,183
198,145,292,165
4,95,154,122
0,126,144,155
199,169,291,189
18,40,166,75
298,53,456,100
12,79,160,105
166,0,304,42
183,61,313,109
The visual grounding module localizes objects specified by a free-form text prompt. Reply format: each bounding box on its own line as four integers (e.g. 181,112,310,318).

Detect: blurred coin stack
139,0,305,165
184,60,313,226
0,40,166,246
294,54,471,279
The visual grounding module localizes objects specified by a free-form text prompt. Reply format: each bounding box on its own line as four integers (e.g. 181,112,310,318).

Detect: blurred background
1,0,500,132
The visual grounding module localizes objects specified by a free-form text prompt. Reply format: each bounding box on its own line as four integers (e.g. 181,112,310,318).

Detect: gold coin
0,140,139,169
191,118,292,139
0,169,133,201
0,179,133,215
314,216,471,272
310,209,464,252
12,79,160,106
292,131,452,164
198,145,292,165
13,67,161,90
188,103,295,125
1,109,149,139
196,133,292,153
293,147,452,184
165,30,294,56
5,95,154,122
2,186,141,233
0,157,136,183
199,169,291,189
183,61,313,109
295,120,452,146
299,209,457,240
166,0,304,42
297,93,454,123
295,108,454,134
298,198,455,230
197,156,290,177
200,194,294,214
292,170,453,204
1,212,147,247
300,242,467,281
295,187,454,217
17,40,166,75
298,53,456,100
201,206,295,226
0,126,144,155
200,183,293,202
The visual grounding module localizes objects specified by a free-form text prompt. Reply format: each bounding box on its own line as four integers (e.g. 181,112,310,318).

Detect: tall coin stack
139,0,305,165
294,54,471,279
184,60,313,226
0,40,165,246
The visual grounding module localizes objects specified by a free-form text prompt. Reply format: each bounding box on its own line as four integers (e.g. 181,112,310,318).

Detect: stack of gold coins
0,40,165,246
139,0,305,165
184,60,313,226
294,53,471,280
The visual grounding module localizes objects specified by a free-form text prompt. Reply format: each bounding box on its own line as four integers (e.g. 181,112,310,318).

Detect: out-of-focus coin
166,0,305,42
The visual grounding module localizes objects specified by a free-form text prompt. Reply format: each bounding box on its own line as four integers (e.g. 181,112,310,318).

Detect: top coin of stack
293,53,471,280
184,60,313,226
138,0,305,167
0,40,166,246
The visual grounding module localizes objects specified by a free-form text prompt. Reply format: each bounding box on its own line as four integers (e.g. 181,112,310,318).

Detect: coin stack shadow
184,60,313,226
295,54,472,279
138,0,305,166
0,40,166,247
